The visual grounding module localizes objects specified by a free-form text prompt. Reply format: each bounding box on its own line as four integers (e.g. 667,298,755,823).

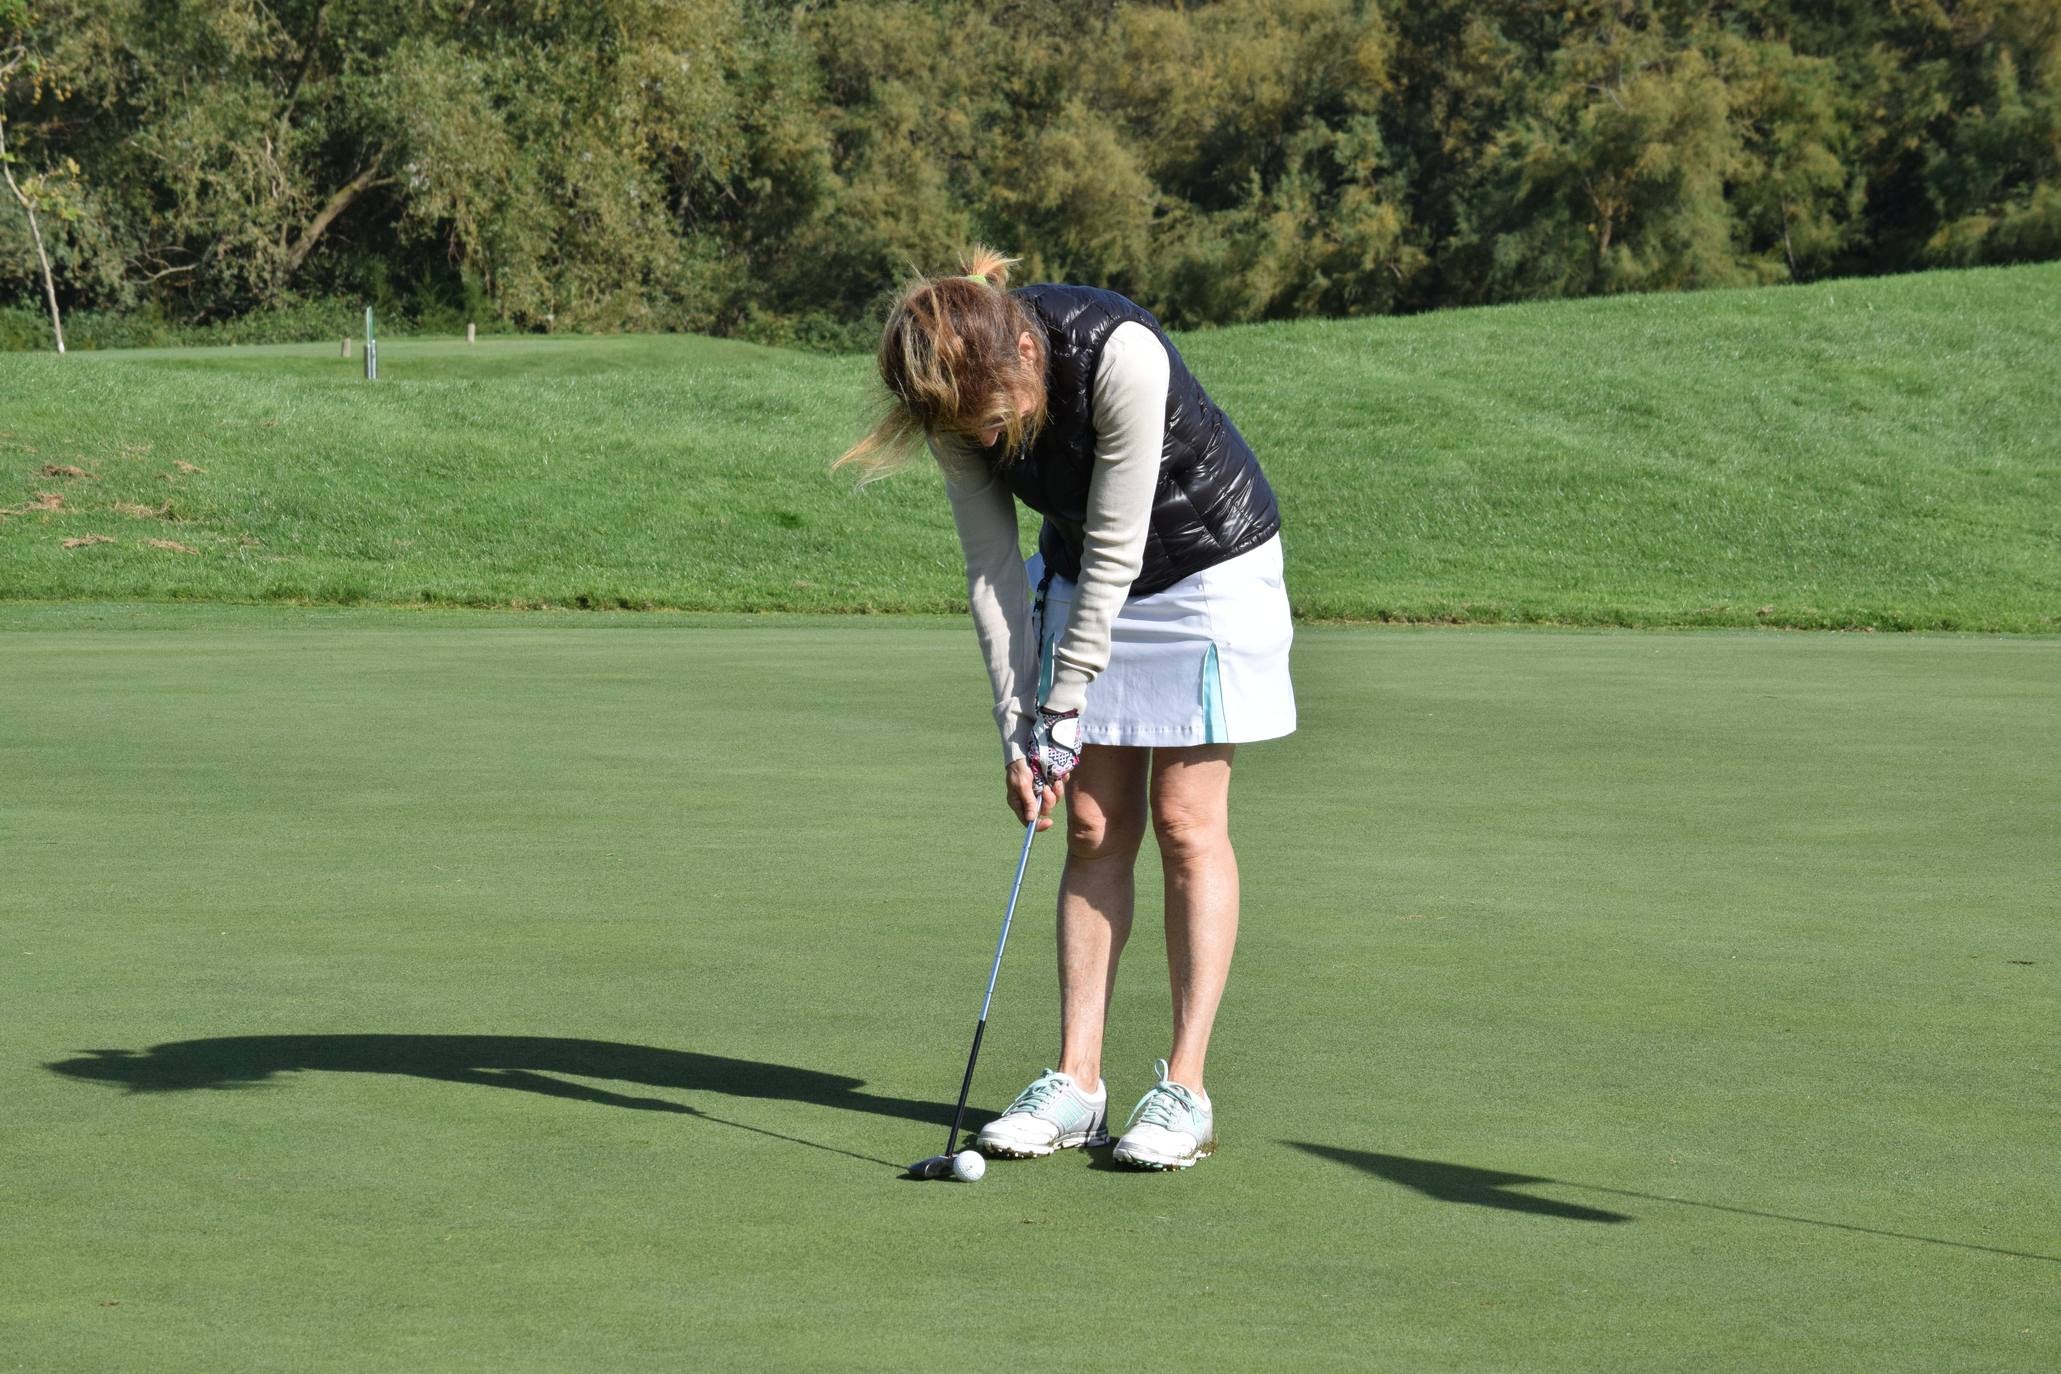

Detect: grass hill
2,263,2055,630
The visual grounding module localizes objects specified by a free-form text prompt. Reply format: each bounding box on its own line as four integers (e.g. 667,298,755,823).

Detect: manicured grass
3,263,2057,630
3,611,2054,1371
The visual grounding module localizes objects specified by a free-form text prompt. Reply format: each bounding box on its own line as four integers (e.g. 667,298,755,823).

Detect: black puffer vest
989,284,1280,597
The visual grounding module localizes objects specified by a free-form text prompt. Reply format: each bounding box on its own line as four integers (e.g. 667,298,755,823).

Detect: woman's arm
934,437,1038,763
1044,320,1170,714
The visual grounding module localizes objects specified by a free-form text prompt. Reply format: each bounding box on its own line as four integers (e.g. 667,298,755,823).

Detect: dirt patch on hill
1,491,66,516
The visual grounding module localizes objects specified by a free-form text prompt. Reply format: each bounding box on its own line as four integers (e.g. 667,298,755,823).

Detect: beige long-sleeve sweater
931,320,1172,762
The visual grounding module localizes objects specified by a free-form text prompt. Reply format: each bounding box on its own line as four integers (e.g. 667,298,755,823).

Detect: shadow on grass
1288,1143,1629,1221
46,1035,960,1170
1289,1142,2061,1263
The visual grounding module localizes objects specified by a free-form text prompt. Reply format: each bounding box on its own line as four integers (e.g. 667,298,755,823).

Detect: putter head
907,1154,952,1180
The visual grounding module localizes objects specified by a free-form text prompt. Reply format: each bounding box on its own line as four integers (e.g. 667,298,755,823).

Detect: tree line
3,0,2057,348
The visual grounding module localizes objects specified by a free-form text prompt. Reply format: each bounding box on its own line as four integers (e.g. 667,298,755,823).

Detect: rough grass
1,263,2056,630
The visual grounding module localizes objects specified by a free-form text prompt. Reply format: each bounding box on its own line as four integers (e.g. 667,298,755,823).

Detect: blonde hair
837,245,1046,481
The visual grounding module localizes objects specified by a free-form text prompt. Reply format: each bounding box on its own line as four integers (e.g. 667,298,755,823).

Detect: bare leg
1055,745,1150,1094
1151,745,1238,1097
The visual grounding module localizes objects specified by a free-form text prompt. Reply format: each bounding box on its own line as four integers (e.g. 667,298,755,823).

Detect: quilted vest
988,284,1281,597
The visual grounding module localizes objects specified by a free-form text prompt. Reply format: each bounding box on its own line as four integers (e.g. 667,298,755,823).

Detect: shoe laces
1006,1071,1071,1116
1126,1072,1200,1133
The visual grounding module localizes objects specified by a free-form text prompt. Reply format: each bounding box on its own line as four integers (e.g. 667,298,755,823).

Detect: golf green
3,612,2054,1371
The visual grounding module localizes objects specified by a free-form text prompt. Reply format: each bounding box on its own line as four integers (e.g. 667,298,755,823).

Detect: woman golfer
841,247,1294,1170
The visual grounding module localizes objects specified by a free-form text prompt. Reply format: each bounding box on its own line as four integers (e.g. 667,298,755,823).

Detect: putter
909,808,1042,1179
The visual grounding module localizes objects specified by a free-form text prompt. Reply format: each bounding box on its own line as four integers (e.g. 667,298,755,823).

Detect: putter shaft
943,811,1041,1157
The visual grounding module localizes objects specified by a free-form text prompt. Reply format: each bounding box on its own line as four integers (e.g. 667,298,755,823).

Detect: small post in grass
467,322,476,344
363,306,378,381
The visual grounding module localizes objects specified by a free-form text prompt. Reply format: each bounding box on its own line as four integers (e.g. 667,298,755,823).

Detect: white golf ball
950,1149,986,1183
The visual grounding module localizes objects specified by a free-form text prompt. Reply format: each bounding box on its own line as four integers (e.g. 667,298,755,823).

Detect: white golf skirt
1035,534,1297,748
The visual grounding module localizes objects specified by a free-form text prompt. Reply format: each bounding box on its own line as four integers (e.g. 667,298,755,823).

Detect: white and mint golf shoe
1112,1059,1215,1170
976,1069,1109,1158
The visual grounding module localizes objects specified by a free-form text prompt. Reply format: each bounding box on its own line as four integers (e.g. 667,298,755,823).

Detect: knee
1152,803,1227,866
1068,807,1146,863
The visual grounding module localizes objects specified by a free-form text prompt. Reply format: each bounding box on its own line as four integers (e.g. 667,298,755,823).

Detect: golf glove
1028,705,1083,789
